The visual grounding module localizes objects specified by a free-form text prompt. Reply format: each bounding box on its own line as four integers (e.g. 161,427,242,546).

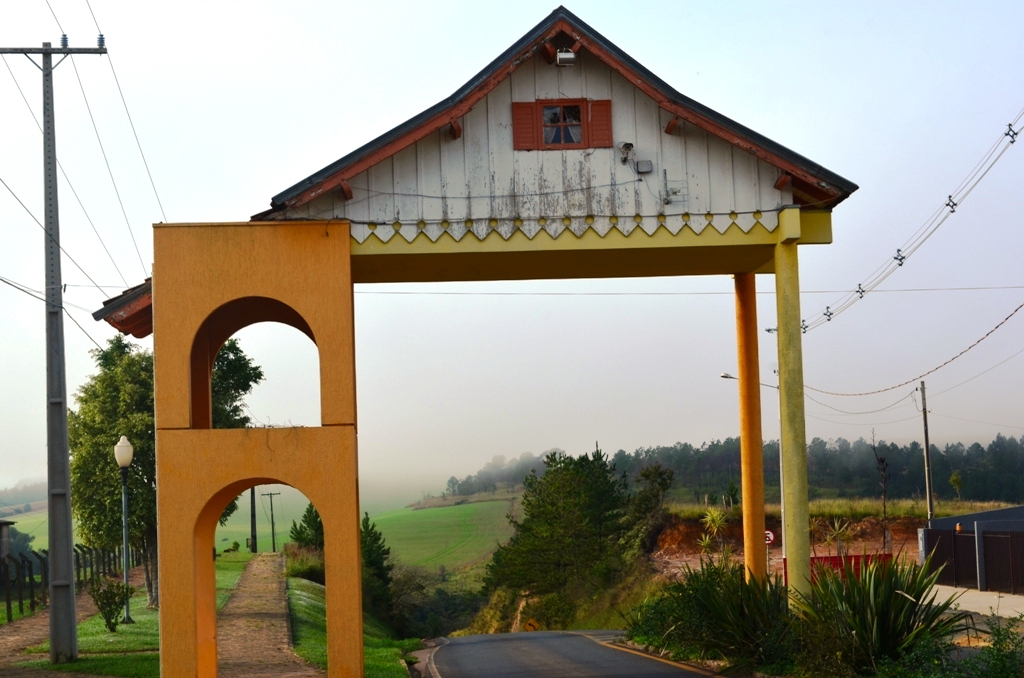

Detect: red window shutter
512,102,539,150
589,100,613,148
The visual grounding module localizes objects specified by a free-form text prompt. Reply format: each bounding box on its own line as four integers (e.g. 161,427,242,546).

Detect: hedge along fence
1,544,142,624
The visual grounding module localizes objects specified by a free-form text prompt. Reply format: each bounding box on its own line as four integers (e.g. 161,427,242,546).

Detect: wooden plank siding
294,50,788,243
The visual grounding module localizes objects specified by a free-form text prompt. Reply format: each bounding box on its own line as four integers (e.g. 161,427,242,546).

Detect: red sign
765,530,776,545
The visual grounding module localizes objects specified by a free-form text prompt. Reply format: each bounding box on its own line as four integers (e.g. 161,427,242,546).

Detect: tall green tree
289,502,325,550
361,512,394,621
69,335,263,606
485,445,628,596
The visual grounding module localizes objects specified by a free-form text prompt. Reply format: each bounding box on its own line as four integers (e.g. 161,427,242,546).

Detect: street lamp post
113,436,134,624
721,373,785,561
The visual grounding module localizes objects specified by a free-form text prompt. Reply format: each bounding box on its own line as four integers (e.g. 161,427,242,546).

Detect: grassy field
288,577,420,677
5,505,52,551
373,500,515,572
214,484,310,552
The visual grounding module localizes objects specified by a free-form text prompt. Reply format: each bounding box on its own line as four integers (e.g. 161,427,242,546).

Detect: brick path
217,553,323,677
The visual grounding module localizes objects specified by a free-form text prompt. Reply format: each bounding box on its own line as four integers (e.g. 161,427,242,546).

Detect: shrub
793,555,969,675
625,558,736,661
700,569,795,671
87,578,135,632
967,613,1024,678
522,592,575,629
285,544,325,585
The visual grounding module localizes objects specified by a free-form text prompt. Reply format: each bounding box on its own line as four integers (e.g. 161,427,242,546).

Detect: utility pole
920,381,935,521
250,487,258,553
0,36,106,664
262,491,281,552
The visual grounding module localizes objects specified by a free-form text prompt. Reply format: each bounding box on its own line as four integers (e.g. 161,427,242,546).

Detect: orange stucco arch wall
153,221,361,677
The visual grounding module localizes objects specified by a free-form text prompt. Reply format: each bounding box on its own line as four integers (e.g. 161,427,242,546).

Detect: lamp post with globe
113,436,135,624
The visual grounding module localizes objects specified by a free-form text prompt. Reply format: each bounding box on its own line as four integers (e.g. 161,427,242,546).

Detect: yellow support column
734,272,766,580
775,207,810,594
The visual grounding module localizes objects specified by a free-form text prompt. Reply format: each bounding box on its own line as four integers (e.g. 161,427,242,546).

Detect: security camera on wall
616,142,634,164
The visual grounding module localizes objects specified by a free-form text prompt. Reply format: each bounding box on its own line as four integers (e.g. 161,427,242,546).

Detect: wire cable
930,412,1024,432
803,390,916,416
805,411,922,427
43,0,64,33
0,174,105,292
800,106,1024,332
68,54,148,276
806,298,1024,396
0,275,104,349
929,345,1024,398
2,54,128,287
84,0,168,223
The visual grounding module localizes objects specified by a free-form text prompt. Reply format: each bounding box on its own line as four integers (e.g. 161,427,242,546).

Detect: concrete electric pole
262,491,281,552
0,36,107,663
250,487,258,553
920,381,935,521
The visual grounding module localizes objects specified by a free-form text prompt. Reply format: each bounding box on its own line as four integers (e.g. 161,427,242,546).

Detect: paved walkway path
217,552,323,677
935,584,1024,618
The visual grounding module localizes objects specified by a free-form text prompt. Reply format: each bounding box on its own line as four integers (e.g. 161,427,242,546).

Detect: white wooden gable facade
263,8,855,248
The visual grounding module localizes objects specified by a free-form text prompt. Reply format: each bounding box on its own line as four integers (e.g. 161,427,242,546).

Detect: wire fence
0,544,143,624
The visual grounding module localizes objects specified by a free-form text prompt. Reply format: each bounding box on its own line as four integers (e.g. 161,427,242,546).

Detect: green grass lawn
0,596,44,626
373,501,514,571
19,551,253,678
288,577,420,678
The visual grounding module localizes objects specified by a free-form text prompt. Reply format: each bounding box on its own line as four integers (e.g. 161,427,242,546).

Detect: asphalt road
430,631,707,678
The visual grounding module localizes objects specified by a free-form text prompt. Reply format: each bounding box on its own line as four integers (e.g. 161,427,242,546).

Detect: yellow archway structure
152,207,826,677
140,8,857,677
153,222,362,677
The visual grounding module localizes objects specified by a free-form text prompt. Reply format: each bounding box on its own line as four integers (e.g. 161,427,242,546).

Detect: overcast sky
2,1,1023,509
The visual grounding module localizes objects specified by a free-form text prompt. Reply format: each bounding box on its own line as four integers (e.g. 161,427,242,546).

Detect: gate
922,529,978,588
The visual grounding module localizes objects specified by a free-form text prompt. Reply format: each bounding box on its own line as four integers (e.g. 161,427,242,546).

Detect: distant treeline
444,451,554,497
0,480,46,516
450,434,1024,504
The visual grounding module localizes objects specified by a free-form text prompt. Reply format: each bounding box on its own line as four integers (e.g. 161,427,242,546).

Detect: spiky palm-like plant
793,555,968,674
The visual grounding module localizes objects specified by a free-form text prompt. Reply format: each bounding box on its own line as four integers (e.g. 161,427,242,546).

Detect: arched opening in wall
226,322,322,428
210,482,328,672
189,297,321,429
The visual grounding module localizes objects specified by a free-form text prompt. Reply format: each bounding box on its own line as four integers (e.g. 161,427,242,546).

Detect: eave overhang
92,278,153,338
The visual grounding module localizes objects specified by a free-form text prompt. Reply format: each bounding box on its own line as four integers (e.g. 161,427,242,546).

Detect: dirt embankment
652,513,924,575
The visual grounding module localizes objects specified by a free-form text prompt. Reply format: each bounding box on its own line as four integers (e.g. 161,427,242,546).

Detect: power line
805,411,922,427
68,54,148,276
38,0,148,276
803,390,916,416
930,345,1024,398
84,0,168,223
801,105,1024,332
930,411,1024,432
43,0,63,33
0,174,105,293
2,54,128,287
0,275,104,349
806,298,1024,397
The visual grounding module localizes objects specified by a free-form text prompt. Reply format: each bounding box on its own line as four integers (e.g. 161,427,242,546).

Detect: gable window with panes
512,99,613,151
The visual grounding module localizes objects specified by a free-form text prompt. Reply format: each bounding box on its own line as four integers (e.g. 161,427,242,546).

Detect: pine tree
289,502,324,549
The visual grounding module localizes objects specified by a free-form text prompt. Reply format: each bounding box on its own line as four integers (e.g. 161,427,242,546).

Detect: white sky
2,1,1023,509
